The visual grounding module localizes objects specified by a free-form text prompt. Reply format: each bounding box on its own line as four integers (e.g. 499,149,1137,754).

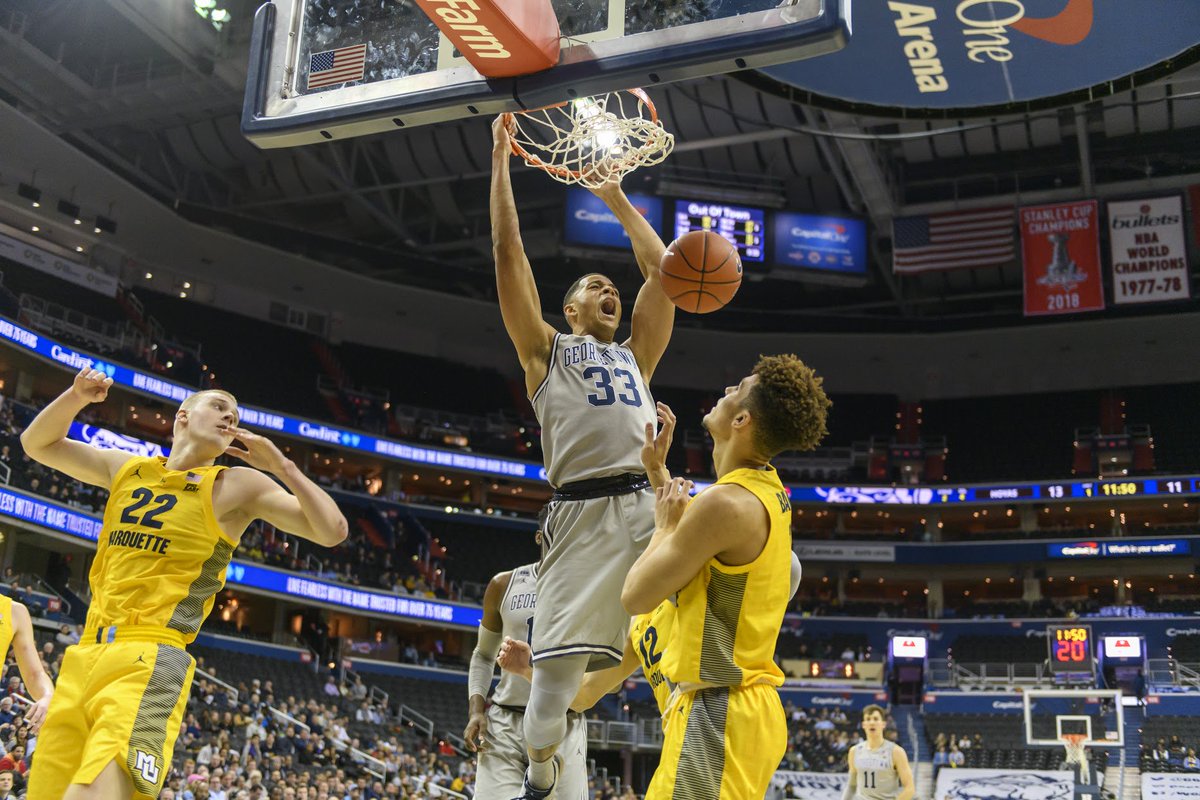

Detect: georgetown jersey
492,563,538,707
852,741,902,800
87,456,233,643
532,333,655,487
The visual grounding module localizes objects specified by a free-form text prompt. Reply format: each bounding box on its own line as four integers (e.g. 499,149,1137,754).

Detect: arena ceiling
1,0,1199,333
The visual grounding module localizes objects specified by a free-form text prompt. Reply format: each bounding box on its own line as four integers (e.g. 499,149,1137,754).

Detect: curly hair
745,354,831,457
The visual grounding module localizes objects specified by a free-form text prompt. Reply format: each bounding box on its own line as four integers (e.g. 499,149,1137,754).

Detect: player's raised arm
218,429,348,547
591,181,676,383
20,367,136,489
491,115,557,395
623,479,769,615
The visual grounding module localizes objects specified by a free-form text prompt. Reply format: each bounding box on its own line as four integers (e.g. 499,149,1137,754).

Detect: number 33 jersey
532,333,656,487
86,456,232,642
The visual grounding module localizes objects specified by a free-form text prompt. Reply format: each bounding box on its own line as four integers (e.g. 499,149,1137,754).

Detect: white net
508,89,674,188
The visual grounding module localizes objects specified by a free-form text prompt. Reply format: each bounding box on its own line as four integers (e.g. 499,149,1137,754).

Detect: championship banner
1143,771,1200,799
1021,200,1105,316
936,769,1075,800
770,771,847,800
1108,196,1190,304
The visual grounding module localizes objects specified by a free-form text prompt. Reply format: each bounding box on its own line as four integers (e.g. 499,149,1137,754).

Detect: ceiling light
18,183,41,207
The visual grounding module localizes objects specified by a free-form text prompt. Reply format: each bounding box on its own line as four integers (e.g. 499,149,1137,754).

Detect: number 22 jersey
532,333,655,487
86,455,234,642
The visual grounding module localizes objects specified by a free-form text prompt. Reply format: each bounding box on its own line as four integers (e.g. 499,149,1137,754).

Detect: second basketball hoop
506,89,674,188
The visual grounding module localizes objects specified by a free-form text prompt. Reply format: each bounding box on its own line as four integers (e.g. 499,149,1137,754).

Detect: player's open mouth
600,298,616,316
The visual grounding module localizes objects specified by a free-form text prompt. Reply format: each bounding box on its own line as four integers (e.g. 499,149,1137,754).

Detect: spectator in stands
1151,738,1170,762
1186,749,1200,770
948,744,964,768
322,676,341,698
933,744,950,774
0,770,15,800
0,700,13,727
0,745,25,776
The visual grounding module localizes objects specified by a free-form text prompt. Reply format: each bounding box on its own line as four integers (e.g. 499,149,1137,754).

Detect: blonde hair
180,389,240,421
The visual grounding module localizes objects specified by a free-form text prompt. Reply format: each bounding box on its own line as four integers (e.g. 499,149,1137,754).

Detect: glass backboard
242,0,849,147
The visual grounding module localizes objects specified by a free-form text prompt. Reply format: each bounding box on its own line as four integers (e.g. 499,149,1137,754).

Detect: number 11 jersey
532,333,656,487
87,455,233,642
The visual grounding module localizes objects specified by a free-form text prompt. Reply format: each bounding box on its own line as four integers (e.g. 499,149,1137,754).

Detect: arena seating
926,713,1108,776
1141,715,1200,772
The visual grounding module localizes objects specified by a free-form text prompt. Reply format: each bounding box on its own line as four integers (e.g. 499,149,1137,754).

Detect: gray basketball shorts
531,486,654,669
474,705,589,800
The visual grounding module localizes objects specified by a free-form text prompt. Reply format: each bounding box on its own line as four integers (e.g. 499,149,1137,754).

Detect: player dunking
622,355,831,800
491,114,676,799
464,507,587,799
24,368,348,800
844,705,915,800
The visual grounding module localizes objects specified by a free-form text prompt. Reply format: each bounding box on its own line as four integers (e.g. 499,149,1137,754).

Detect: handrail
267,706,310,733
195,667,239,703
398,704,435,739
906,712,921,793
413,777,468,799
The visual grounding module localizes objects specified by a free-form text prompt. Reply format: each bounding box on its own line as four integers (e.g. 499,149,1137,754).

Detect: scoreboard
1047,624,1094,675
674,200,765,262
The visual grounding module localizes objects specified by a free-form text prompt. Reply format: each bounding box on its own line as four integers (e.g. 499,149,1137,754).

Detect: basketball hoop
506,89,674,188
1062,733,1091,784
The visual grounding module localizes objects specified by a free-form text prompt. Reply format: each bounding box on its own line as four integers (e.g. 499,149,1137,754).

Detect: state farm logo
1060,541,1100,556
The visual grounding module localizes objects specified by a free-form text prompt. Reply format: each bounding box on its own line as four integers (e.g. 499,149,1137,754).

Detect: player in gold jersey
22,368,349,800
623,354,831,800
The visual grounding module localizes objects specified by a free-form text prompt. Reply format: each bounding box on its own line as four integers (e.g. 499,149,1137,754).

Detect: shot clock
1047,624,1094,675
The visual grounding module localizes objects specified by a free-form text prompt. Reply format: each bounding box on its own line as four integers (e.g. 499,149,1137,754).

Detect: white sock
528,754,556,790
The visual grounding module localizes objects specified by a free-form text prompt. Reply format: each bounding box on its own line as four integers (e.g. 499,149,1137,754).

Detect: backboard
242,0,850,148
1023,689,1124,749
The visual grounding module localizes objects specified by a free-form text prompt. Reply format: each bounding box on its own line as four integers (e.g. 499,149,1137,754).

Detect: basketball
658,230,743,314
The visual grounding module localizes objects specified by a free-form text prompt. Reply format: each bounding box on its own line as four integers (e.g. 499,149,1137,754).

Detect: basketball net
507,89,674,188
1062,734,1090,784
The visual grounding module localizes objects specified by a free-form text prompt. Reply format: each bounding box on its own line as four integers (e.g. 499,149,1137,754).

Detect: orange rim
507,89,660,179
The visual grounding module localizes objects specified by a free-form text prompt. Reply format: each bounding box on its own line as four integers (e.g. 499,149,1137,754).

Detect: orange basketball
658,231,742,313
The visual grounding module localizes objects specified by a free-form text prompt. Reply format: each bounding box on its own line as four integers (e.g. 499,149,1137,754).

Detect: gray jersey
491,563,538,707
532,333,655,487
852,741,902,800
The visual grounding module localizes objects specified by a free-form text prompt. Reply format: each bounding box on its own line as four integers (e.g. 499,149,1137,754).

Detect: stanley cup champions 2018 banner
1108,195,1190,305
1021,200,1105,316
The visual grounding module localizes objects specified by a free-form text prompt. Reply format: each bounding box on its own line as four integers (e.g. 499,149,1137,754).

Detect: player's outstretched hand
71,366,113,404
497,636,535,682
27,693,51,734
586,171,623,198
655,476,693,532
641,402,676,485
492,114,514,155
223,428,291,475
464,708,490,753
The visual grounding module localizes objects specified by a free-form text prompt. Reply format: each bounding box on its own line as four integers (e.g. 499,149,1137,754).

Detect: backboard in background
242,0,850,148
1023,689,1124,749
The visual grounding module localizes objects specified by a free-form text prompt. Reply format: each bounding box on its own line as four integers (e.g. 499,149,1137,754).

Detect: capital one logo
1010,0,1095,46
134,750,160,784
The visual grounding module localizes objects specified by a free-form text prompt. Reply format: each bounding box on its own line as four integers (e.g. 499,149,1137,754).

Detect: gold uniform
0,595,15,659
29,456,234,800
647,466,793,800
630,599,677,720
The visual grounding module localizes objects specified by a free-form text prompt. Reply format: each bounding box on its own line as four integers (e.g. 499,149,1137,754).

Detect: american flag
185,472,202,483
306,44,367,90
891,207,1015,274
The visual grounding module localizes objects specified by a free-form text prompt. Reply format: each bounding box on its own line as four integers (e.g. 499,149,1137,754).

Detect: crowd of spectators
779,703,898,774
1142,734,1200,772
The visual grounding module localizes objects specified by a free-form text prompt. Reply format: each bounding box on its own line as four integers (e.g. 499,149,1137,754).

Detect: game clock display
674,200,765,262
1047,624,1094,674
